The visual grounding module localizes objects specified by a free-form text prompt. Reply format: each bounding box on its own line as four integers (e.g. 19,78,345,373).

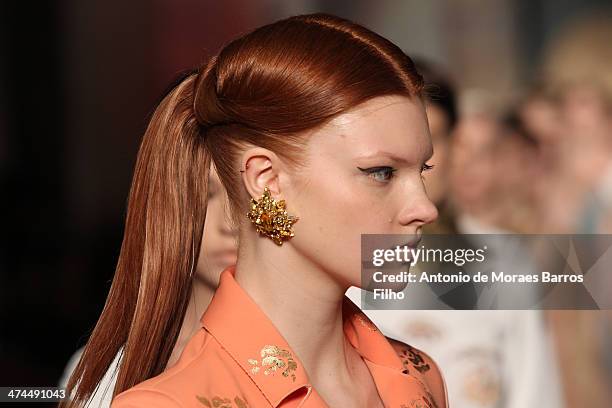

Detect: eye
421,163,434,174
358,166,397,183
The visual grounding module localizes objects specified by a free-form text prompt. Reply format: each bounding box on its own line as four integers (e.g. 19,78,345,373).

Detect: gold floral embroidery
398,345,430,373
234,397,249,408
247,345,297,381
196,395,249,408
400,395,436,408
421,394,436,408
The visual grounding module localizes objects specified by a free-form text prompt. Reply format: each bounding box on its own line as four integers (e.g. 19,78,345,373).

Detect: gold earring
246,186,299,246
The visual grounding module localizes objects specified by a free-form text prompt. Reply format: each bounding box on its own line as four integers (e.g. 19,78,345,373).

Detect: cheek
291,172,389,286
298,171,387,235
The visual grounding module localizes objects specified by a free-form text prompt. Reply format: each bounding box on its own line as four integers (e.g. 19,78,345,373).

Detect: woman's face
195,166,238,288
286,95,438,288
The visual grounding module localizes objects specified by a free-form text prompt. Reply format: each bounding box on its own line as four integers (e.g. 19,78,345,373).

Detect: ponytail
61,67,211,406
61,10,431,405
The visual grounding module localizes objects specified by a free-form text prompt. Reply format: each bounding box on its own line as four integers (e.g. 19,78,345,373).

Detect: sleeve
58,347,84,387
111,389,183,408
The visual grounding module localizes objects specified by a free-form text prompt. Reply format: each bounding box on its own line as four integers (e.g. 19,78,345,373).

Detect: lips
387,235,421,266
389,235,422,252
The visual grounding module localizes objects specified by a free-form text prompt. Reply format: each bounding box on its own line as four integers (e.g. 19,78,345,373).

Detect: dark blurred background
1,0,612,407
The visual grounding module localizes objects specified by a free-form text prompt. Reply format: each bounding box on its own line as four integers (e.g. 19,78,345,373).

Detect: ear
240,147,284,200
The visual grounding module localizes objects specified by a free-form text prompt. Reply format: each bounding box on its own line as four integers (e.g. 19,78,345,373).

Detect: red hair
61,12,423,407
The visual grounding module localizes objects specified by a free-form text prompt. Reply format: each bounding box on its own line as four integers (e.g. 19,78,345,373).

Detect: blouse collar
201,264,435,407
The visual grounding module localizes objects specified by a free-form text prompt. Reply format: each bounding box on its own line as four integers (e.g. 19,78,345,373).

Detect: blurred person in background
447,95,501,234
518,87,562,149
447,91,543,235
413,58,458,235
491,111,541,233
537,13,612,235
59,157,238,407
535,12,612,408
348,59,565,408
516,87,567,234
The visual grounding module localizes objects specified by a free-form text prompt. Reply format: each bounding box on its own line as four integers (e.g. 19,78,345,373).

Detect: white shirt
345,291,565,408
348,216,565,408
59,346,121,407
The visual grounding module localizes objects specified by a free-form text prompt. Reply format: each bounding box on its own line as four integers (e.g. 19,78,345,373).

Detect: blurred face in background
520,95,562,144
559,83,612,188
562,83,612,140
449,115,499,212
423,102,452,205
493,131,537,192
195,166,238,288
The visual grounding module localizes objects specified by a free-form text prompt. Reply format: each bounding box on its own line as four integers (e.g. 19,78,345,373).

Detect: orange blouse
111,265,447,407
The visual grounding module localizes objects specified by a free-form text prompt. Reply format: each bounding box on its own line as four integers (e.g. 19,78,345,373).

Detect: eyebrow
356,149,433,165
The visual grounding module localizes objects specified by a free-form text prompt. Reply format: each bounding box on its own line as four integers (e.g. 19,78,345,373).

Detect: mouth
389,235,422,266
390,235,422,251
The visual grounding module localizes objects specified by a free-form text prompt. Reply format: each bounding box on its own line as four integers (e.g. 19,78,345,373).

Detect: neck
166,276,215,368
234,236,356,384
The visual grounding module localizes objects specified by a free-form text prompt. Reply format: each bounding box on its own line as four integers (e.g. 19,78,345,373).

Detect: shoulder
386,337,448,408
112,329,238,408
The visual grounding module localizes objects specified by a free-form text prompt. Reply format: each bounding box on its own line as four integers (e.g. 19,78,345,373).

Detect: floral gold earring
246,186,299,246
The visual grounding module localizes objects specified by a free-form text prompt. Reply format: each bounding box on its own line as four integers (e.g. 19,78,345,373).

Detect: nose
398,190,439,227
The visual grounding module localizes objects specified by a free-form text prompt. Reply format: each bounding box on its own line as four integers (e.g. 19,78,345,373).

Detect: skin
234,95,439,408
166,167,238,368
449,114,499,218
519,96,562,144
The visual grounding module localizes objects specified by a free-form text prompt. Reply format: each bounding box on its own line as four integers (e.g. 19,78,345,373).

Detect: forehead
308,95,432,161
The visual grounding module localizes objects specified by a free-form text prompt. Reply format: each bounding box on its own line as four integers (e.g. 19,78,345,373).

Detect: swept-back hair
61,12,424,407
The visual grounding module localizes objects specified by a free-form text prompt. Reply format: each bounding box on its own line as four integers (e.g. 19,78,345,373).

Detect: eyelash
358,163,434,183
422,163,434,172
